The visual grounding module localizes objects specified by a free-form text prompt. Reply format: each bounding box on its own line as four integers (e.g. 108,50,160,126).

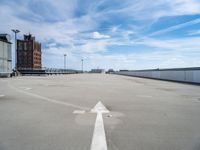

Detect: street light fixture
11,29,20,72
64,54,67,70
81,59,84,73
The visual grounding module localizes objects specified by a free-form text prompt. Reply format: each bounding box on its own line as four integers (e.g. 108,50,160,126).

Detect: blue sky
0,0,200,70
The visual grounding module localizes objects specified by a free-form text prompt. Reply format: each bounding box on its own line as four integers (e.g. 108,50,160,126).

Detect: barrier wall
115,68,200,84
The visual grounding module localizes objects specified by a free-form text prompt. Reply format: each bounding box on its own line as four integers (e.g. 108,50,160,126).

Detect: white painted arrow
90,101,110,150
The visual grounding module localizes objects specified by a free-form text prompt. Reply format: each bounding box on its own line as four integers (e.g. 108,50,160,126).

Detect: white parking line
137,95,153,98
73,110,86,114
8,84,88,110
20,87,32,90
24,87,32,90
90,101,109,150
0,94,5,97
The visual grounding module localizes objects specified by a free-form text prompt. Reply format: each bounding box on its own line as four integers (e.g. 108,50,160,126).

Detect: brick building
17,34,41,70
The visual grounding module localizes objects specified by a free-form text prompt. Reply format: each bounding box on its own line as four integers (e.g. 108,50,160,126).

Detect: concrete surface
0,74,200,150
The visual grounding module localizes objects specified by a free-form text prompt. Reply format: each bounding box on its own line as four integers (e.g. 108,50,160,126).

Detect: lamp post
11,29,20,71
64,54,67,70
81,59,84,73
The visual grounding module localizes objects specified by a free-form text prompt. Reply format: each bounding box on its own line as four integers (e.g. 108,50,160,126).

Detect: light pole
64,54,67,70
81,59,84,73
11,29,20,71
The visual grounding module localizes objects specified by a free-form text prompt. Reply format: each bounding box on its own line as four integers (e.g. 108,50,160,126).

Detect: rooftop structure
0,34,12,77
17,34,41,70
90,69,105,73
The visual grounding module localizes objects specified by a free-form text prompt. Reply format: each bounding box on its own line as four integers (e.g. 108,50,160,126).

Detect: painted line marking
90,101,109,150
137,95,153,98
20,87,32,90
73,110,86,114
8,84,88,110
24,87,32,90
0,94,5,97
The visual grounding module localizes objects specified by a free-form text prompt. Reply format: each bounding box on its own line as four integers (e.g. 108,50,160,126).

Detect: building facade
17,34,41,70
0,34,12,77
90,69,105,73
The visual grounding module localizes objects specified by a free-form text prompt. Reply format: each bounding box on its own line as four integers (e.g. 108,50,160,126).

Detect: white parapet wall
115,68,200,84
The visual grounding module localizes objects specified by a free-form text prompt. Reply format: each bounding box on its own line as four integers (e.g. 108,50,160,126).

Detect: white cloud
188,30,200,35
79,40,109,53
1,0,200,70
136,37,200,52
102,0,200,20
79,49,200,70
111,26,119,32
92,32,110,39
148,18,200,37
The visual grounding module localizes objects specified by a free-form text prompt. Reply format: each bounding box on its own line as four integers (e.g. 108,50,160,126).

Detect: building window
24,42,27,50
18,42,23,50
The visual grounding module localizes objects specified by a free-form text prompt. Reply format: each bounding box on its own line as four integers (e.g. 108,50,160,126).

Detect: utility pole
64,54,67,70
11,29,20,72
81,59,84,73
